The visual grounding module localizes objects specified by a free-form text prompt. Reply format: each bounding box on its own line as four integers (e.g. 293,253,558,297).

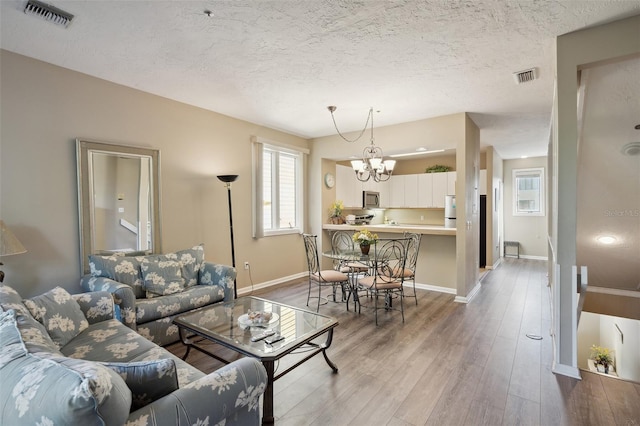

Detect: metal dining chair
302,234,350,312
330,230,370,309
357,237,409,325
401,232,422,305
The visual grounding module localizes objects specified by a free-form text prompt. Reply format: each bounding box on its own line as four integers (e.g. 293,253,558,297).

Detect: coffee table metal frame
174,296,339,425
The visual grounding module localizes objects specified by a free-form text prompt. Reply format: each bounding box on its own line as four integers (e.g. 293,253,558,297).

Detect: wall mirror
76,139,162,274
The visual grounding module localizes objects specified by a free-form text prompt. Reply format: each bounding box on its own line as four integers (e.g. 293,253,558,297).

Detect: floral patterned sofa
0,284,267,425
80,245,235,346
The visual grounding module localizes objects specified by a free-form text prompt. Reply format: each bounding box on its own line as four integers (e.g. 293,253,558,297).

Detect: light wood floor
166,258,640,425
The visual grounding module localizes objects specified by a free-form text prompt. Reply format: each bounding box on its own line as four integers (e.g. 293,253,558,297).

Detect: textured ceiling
1,1,639,159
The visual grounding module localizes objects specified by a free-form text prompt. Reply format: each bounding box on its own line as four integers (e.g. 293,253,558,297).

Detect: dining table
323,237,411,312
322,248,372,311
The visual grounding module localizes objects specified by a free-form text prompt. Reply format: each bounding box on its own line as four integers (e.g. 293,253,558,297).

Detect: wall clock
324,172,335,188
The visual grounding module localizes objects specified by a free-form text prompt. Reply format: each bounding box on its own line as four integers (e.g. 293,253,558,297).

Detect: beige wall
456,113,481,299
503,157,548,258
489,146,504,267
0,50,310,298
552,14,640,372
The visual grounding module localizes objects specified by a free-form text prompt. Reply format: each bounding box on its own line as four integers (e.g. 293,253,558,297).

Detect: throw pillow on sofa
144,245,205,288
89,254,146,298
88,245,205,299
174,245,205,287
141,259,185,298
24,287,89,349
102,358,179,410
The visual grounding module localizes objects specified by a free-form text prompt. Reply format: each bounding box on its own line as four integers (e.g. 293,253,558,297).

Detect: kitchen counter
323,223,456,236
322,223,457,291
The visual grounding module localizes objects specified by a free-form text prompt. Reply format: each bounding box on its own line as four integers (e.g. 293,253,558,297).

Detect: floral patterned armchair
0,284,267,426
80,245,236,346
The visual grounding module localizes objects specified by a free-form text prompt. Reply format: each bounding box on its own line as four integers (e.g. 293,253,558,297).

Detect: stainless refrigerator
445,195,456,228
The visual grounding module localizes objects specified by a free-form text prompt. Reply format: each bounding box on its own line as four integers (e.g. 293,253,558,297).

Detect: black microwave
363,191,380,209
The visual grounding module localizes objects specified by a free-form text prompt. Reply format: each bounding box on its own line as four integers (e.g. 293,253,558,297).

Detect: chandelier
327,106,396,182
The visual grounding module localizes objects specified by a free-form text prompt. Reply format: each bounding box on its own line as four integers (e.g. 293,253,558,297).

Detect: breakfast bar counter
322,223,457,293
322,223,456,236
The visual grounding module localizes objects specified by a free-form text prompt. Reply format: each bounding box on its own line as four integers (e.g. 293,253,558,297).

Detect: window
252,137,307,237
513,167,545,216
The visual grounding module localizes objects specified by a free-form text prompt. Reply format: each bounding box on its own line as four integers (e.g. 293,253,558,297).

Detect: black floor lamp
217,174,238,299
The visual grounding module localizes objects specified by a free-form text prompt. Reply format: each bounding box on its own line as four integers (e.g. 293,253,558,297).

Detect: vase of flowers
352,229,378,254
329,200,344,224
590,344,613,374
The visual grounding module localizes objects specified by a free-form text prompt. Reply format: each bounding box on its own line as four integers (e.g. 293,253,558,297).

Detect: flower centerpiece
590,344,613,373
329,200,344,224
352,229,378,254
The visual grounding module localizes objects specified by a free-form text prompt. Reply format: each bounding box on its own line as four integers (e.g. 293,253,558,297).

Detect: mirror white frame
76,138,162,274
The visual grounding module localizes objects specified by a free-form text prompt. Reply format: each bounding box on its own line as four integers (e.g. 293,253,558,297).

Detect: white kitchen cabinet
479,169,487,195
376,179,390,208
388,175,405,207
417,173,447,207
432,172,447,208
404,174,419,207
336,165,360,208
446,171,456,196
417,174,433,207
389,174,418,208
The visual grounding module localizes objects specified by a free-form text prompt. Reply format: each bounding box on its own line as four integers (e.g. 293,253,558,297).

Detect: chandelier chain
327,105,395,183
329,107,373,144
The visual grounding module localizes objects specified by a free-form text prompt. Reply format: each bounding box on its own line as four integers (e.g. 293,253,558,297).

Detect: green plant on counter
425,164,451,173
329,200,344,218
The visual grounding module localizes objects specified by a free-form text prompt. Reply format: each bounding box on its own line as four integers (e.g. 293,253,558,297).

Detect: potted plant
425,164,451,173
328,200,344,224
590,344,613,373
352,229,379,254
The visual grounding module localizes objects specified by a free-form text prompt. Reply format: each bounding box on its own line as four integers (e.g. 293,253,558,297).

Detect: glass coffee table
174,296,339,425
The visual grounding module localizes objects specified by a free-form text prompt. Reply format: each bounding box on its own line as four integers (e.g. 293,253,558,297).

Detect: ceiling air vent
24,0,74,28
513,68,537,84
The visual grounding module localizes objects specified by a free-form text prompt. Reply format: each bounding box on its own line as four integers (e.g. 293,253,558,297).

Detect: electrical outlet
244,261,250,270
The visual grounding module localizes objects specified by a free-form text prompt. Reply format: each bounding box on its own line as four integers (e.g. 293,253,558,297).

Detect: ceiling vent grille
513,68,537,84
24,0,74,28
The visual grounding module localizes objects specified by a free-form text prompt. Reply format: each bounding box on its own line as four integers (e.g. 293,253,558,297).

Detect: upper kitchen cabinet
405,174,419,206
432,172,447,208
389,174,418,207
446,171,456,196
417,173,447,208
336,164,359,208
417,174,434,207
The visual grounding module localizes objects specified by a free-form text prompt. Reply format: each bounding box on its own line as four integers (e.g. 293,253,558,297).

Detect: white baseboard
239,274,459,298
237,272,307,296
488,257,502,270
520,255,548,261
412,282,457,295
454,281,482,304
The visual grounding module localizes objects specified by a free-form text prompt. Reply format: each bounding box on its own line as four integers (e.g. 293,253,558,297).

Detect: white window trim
251,136,307,238
513,167,545,217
